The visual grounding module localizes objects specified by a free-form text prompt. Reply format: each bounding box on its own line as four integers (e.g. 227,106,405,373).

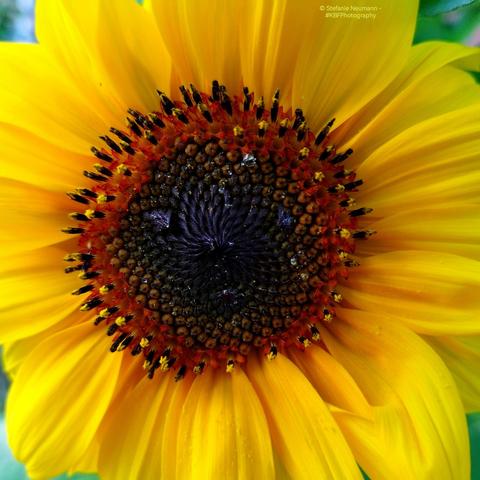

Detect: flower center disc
64,82,371,379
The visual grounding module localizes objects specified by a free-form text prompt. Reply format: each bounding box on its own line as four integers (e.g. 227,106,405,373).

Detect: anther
67,192,89,205
99,135,122,154
330,148,353,165
219,85,233,115
64,252,94,262
293,108,304,130
298,336,311,348
174,365,187,381
106,323,119,336
179,85,193,107
320,145,334,160
91,147,113,163
80,297,103,311
211,80,220,101
255,97,265,120
71,284,94,295
109,127,132,144
79,271,100,280
120,141,135,155
296,122,307,142
65,265,84,274
271,89,280,122
352,229,376,239
198,103,213,123
193,361,206,375
267,344,278,360
62,227,85,235
243,87,251,111
344,179,363,191
315,118,335,145
172,108,189,124
147,113,165,128
349,207,373,217
157,91,175,115
278,118,288,137
226,359,235,373
76,188,97,199
189,84,202,104
94,163,113,177
111,333,128,352
144,130,158,145
126,117,142,136
83,170,108,182
117,335,134,351
309,324,320,341
69,212,89,222
257,120,268,137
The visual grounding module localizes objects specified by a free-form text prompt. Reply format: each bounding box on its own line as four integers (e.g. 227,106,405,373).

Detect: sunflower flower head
1,1,480,479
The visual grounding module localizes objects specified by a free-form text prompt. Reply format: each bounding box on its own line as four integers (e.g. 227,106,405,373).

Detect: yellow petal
322,308,469,480
0,244,83,343
334,41,480,154
0,43,109,154
289,345,371,419
342,251,480,335
0,178,71,255
6,322,121,479
247,353,362,480
2,310,84,379
359,204,480,261
36,0,171,114
426,335,480,413
175,367,274,480
148,0,242,96
291,0,419,129
98,373,184,480
0,124,91,192
354,103,480,215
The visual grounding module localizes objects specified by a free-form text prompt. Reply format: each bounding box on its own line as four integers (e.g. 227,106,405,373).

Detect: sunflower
1,0,480,479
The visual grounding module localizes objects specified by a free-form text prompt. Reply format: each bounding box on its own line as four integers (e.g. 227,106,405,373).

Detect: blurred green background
0,0,479,479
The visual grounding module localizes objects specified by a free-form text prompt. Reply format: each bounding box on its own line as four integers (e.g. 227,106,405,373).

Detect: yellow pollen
116,164,129,175
311,330,321,341
299,147,310,158
139,337,150,348
301,338,311,348
98,307,111,318
335,184,346,193
143,360,152,370
226,360,235,373
159,356,170,371
333,293,343,303
338,250,349,261
339,228,351,238
323,312,333,322
267,351,277,361
84,209,96,220
97,194,109,204
99,284,113,294
314,171,325,182
115,316,127,326
280,118,289,128
233,125,244,137
258,120,269,131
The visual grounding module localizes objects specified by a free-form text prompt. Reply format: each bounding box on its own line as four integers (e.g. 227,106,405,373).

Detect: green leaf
419,0,478,16
468,413,480,480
